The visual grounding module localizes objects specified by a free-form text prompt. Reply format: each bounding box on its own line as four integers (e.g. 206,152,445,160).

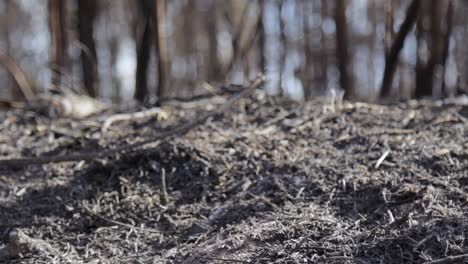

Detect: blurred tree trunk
302,0,312,100
134,0,153,102
415,3,426,98
258,0,266,75
458,2,468,94
415,0,449,98
278,0,286,96
426,0,445,98
334,0,353,99
108,37,121,104
380,0,420,99
242,8,263,81
320,0,328,93
384,0,394,53
223,1,252,78
48,0,67,91
3,0,20,100
206,1,221,81
441,0,454,96
77,0,99,97
0,55,35,102
2,0,11,59
154,0,169,104
180,0,194,92
368,0,377,95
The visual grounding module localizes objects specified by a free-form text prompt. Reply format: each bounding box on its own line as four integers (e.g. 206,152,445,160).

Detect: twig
261,109,297,128
295,187,305,199
386,209,395,224
163,83,245,103
247,192,279,210
198,256,248,263
102,107,168,132
82,203,164,234
413,233,434,250
423,254,468,264
375,150,391,169
0,75,265,168
161,168,169,204
319,256,368,264
454,112,468,124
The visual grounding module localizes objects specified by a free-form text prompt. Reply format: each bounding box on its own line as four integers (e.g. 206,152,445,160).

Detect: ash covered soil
1,91,468,263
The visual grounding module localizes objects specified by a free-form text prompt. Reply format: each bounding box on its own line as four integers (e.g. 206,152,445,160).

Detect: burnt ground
0,91,468,263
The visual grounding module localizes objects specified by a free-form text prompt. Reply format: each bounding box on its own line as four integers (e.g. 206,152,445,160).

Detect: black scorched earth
0,90,468,263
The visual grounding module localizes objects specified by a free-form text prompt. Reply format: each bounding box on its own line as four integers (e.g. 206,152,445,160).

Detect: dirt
0,91,468,263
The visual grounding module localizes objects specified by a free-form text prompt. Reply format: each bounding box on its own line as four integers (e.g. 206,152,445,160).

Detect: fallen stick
423,254,468,264
161,168,169,204
0,75,264,168
82,202,165,234
375,149,391,169
101,107,168,132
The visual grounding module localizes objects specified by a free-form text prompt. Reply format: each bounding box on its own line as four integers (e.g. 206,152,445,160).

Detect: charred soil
0,92,468,263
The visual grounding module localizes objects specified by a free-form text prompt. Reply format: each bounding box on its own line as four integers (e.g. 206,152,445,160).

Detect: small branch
423,254,468,264
161,168,169,204
82,203,164,234
163,83,246,103
375,150,391,169
198,256,248,263
0,75,265,168
0,54,35,102
102,107,168,132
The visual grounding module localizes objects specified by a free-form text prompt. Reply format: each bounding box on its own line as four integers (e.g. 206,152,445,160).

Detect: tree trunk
206,1,221,81
320,0,328,93
441,0,454,96
302,0,312,100
384,0,394,53
368,0,377,96
3,0,20,101
426,0,445,98
278,0,286,96
223,1,252,78
154,0,169,104
258,0,266,75
77,0,99,97
239,9,263,81
134,0,153,103
108,37,121,104
415,4,427,98
334,0,353,99
380,0,420,99
48,0,67,91
414,0,450,98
